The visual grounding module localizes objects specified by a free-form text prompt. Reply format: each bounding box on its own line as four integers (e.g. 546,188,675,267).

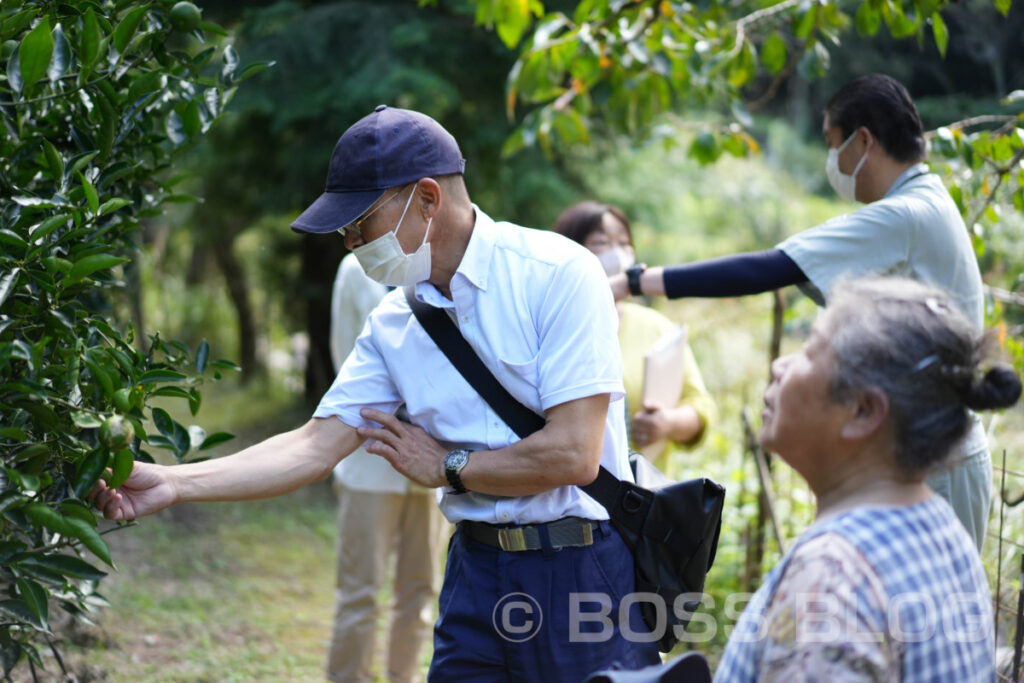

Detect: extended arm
359,393,609,497
611,249,807,300
93,416,364,520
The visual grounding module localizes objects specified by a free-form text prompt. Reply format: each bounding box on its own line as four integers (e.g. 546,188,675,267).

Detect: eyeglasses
337,187,407,240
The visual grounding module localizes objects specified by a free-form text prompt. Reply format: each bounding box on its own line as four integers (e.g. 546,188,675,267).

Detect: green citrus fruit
168,1,202,32
113,388,134,413
99,415,135,451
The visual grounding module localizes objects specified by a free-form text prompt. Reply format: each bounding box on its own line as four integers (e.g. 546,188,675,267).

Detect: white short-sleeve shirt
328,254,412,494
315,206,632,524
777,163,984,331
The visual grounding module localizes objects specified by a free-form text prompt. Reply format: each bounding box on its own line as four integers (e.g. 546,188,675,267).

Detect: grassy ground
20,296,1024,681
21,378,436,682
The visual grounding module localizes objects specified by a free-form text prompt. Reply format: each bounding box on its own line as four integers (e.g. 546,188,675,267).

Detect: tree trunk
213,238,262,383
301,234,346,406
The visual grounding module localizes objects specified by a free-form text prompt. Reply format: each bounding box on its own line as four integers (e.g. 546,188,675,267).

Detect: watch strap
627,263,647,297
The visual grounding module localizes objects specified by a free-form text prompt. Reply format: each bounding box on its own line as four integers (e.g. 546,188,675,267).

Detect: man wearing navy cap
93,106,661,680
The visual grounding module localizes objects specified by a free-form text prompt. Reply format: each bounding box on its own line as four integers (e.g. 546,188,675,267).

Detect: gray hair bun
963,363,1022,411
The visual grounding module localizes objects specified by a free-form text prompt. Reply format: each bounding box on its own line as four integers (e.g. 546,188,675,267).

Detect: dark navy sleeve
661,249,808,299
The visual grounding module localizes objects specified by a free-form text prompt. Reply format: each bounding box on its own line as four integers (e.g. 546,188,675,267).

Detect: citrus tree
462,0,1023,296
0,1,268,675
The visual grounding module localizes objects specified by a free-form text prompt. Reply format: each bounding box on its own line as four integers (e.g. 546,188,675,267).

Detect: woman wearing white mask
607,74,991,552
554,201,716,477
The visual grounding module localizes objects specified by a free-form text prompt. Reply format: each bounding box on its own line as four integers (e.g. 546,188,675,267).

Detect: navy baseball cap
291,105,466,234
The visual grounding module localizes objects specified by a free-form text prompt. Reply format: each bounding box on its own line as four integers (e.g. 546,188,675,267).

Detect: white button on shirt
314,206,633,524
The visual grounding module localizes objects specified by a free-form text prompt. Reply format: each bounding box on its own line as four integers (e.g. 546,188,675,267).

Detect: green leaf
18,554,106,581
855,3,881,36
180,100,201,137
149,386,191,400
24,503,71,536
0,268,20,309
42,139,64,179
108,448,134,489
138,369,187,384
18,17,53,90
0,427,28,441
0,490,23,514
794,6,817,39
31,213,70,244
199,431,235,451
59,500,98,527
688,131,720,165
728,41,756,88
98,198,131,216
63,517,112,566
65,254,129,287
209,359,241,372
41,257,72,275
80,8,101,68
931,13,948,58
188,388,201,416
16,579,48,631
761,32,787,75
73,449,107,499
151,407,174,437
237,60,275,82
113,5,149,55
6,47,24,93
79,172,99,215
196,340,209,374
995,0,1011,15
48,24,70,82
127,70,163,102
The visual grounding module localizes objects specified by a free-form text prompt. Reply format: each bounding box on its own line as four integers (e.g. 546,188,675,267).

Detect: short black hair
825,74,926,163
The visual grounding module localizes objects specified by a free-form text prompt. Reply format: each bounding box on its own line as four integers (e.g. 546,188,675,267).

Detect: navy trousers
429,520,661,682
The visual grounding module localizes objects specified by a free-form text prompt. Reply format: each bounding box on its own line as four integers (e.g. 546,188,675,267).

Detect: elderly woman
553,201,717,477
716,277,1020,682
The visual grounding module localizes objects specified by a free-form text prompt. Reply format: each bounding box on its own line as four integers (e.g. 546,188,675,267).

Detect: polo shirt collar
884,162,929,198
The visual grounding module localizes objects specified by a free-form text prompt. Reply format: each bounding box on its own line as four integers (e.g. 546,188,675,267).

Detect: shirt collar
884,162,929,198
413,204,495,304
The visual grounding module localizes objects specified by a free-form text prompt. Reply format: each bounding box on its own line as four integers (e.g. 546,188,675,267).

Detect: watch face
446,449,469,470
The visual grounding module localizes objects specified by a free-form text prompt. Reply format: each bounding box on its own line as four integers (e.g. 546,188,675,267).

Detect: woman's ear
840,386,889,441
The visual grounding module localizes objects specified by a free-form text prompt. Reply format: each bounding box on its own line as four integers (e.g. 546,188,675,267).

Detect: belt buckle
580,522,594,547
497,527,528,551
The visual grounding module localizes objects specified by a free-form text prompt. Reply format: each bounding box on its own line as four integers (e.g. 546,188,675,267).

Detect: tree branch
967,145,1024,228
731,0,804,57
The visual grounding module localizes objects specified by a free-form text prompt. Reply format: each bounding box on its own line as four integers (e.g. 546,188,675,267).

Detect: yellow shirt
617,302,717,479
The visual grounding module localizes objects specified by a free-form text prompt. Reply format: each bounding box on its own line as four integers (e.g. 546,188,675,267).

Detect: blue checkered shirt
715,495,994,682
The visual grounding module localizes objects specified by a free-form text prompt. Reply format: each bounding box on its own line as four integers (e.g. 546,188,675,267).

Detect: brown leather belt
460,517,598,552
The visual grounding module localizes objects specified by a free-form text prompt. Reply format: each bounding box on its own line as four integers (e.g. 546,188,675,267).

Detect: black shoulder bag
405,289,725,653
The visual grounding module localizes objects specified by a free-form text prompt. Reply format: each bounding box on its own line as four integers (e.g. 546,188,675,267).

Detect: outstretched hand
91,461,176,521
357,408,447,488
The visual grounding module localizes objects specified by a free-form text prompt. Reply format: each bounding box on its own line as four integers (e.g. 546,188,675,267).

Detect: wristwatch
444,448,471,493
626,262,647,297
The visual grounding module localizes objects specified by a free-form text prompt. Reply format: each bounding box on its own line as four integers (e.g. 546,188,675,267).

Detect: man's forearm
171,418,361,504
457,394,608,497
660,249,807,298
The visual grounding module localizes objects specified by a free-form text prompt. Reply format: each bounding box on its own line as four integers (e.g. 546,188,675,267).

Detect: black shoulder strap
403,287,620,502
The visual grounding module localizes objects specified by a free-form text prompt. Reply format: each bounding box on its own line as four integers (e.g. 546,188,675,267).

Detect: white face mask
353,186,433,287
826,129,869,202
596,246,635,276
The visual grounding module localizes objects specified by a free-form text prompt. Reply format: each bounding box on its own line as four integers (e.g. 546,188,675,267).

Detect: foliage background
2,0,1023,678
